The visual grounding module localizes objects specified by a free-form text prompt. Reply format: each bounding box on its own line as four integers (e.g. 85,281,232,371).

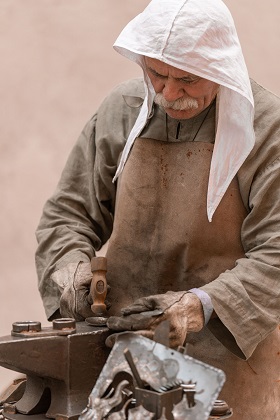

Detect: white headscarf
113,0,255,221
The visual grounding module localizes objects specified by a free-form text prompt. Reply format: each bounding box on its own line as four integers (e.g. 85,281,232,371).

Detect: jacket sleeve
35,115,116,319
201,82,280,359
35,78,145,320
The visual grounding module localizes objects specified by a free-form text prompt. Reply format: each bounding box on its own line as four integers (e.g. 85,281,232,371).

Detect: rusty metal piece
123,349,145,389
11,318,76,338
12,322,41,334
210,399,229,415
0,321,110,419
135,386,182,419
2,404,17,415
85,317,108,327
100,371,134,400
9,376,51,416
84,380,130,420
81,332,226,420
52,318,76,330
107,398,133,420
0,378,26,405
177,345,187,354
158,380,182,393
209,399,233,419
181,381,197,408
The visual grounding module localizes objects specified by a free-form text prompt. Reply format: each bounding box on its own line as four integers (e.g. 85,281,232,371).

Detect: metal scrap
80,332,227,420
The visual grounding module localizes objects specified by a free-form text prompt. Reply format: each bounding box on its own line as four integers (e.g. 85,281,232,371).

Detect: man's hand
52,262,94,321
106,291,204,348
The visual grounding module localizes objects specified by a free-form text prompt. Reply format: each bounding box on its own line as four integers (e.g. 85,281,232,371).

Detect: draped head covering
113,0,255,221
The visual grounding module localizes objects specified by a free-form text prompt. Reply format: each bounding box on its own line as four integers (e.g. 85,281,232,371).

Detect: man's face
144,57,219,120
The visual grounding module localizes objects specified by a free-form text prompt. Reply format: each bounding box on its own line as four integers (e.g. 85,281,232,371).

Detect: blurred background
0,0,279,392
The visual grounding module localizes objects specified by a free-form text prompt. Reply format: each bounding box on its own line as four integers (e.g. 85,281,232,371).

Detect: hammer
86,256,109,326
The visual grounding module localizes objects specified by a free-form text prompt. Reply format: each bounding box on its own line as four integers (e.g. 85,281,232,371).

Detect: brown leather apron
106,138,280,419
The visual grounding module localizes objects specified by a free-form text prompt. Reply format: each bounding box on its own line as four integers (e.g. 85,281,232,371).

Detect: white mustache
154,93,199,111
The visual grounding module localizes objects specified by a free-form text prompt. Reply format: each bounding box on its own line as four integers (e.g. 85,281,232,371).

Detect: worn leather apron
106,138,279,419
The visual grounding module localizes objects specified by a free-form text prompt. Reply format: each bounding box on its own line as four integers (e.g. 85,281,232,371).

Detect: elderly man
36,0,280,417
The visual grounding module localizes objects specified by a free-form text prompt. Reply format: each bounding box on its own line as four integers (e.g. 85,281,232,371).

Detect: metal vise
0,318,110,420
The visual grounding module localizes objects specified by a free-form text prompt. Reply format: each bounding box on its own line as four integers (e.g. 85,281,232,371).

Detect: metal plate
80,332,226,420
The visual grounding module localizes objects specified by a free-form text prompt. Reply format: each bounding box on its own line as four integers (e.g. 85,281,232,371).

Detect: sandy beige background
0,0,279,392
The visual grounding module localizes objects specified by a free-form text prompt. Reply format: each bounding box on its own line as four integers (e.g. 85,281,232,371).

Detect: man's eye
181,77,200,84
149,69,166,79
154,73,166,79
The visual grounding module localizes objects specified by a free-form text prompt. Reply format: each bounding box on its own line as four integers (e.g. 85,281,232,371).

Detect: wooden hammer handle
90,256,108,316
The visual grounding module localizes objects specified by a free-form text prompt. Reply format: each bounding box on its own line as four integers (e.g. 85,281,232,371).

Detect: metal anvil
0,319,110,420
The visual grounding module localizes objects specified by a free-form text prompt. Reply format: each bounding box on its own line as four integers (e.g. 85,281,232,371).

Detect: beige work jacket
36,78,280,363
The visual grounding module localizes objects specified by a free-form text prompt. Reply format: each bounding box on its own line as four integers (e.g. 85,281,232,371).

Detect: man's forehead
144,56,197,78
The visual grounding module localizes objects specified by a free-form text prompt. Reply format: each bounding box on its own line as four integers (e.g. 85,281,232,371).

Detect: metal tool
123,349,145,390
86,256,109,327
80,332,227,420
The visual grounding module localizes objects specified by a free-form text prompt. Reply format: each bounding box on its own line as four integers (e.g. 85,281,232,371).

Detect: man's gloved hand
106,291,204,348
51,262,94,321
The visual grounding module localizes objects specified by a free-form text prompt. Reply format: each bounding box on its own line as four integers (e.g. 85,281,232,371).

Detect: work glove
51,262,94,321
106,291,204,349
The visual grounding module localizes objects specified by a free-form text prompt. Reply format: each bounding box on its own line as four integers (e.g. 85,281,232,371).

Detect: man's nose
162,79,184,102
